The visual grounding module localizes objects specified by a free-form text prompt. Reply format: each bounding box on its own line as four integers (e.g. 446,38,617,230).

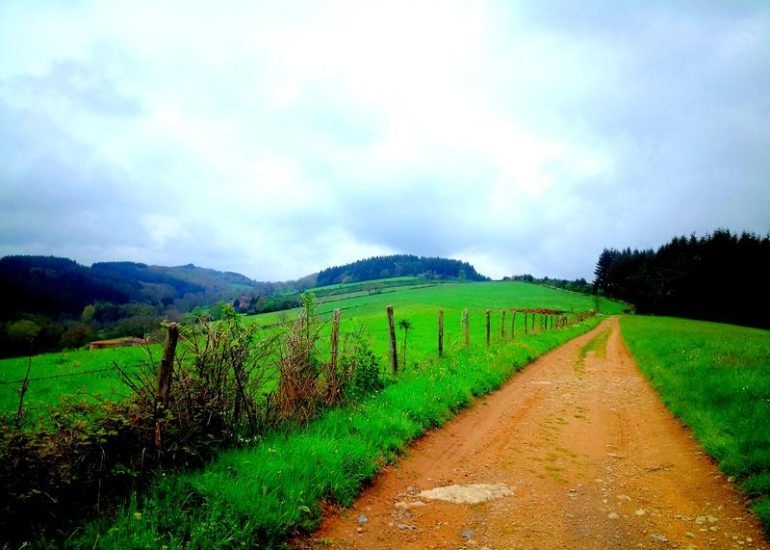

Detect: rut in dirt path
305,317,768,550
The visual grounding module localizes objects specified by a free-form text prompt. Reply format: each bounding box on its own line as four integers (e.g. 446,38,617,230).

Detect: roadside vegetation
621,315,770,532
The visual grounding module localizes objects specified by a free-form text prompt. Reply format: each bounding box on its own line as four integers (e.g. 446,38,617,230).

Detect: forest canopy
593,229,770,328
315,254,487,286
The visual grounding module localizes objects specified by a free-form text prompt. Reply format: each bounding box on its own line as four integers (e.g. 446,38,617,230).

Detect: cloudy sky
1,1,769,281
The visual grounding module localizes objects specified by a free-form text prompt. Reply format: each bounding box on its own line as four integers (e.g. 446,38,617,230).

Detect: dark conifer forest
593,229,770,328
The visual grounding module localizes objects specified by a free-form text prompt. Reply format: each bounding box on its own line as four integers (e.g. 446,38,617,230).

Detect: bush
0,397,155,545
342,333,384,398
0,308,277,546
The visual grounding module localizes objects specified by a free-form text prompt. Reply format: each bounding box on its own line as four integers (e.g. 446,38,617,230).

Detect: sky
1,1,769,282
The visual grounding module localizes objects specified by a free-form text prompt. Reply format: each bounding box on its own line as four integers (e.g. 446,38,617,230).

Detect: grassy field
621,315,770,531
252,280,623,360
0,345,156,415
1,281,616,416
74,313,603,548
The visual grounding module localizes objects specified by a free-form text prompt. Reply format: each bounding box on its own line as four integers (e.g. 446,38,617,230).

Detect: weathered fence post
330,308,340,372
155,322,179,447
532,312,536,333
157,323,179,409
524,312,528,335
464,308,470,347
485,309,491,346
511,310,516,341
438,308,444,357
387,305,398,374
501,310,506,338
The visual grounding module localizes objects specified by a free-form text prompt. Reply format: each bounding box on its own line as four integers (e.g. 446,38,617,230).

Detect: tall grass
621,315,770,533
74,317,602,548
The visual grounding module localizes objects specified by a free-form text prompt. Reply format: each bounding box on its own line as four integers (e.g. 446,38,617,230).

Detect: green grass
251,280,621,361
0,345,157,415
75,315,603,549
620,315,770,532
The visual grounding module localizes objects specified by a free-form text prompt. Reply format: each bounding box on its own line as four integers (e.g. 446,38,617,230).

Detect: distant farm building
88,337,148,351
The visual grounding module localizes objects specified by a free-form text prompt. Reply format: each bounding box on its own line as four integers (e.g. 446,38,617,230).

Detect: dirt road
306,317,768,549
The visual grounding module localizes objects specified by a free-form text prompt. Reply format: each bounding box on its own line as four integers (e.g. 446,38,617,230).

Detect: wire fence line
0,362,149,386
1,307,594,387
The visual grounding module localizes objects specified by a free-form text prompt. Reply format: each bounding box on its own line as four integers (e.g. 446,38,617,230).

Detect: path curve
304,317,768,549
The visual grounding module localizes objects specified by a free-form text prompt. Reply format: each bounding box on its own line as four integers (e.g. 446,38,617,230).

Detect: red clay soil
302,317,768,549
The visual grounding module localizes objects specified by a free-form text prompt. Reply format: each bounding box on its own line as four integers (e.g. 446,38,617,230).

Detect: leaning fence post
464,308,470,347
485,309,491,346
387,305,398,374
438,308,444,357
155,322,179,447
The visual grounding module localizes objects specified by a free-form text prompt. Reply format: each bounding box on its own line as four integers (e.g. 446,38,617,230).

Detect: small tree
399,319,412,369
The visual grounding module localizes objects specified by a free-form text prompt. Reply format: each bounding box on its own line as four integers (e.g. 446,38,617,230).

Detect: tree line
316,254,487,286
505,274,592,294
594,229,770,328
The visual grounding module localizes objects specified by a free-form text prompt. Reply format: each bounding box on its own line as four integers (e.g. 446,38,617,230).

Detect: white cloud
1,0,769,281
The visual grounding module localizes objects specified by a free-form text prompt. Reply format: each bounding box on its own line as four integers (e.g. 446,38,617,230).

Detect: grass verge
620,315,770,533
73,317,602,548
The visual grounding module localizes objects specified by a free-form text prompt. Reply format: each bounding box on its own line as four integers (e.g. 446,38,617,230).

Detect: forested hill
0,257,265,321
315,254,487,287
593,229,770,328
0,256,274,357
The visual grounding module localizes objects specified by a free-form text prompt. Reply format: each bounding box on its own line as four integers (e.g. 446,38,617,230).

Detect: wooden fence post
485,309,491,346
511,310,516,341
157,323,179,409
155,322,179,448
501,310,506,338
532,313,536,333
464,308,470,347
387,305,398,374
438,309,444,357
524,312,528,335
330,309,340,372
